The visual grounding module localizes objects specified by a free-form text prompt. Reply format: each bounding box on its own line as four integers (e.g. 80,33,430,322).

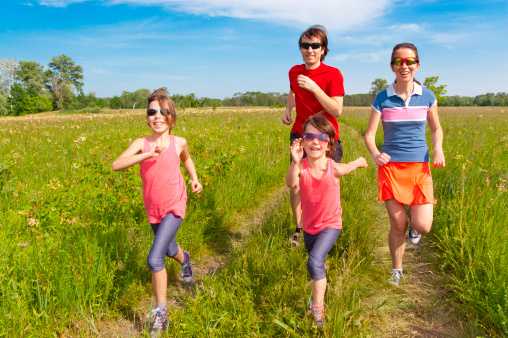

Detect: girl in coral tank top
286,115,367,327
112,89,202,335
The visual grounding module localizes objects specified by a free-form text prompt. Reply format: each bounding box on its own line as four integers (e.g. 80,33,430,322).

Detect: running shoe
388,269,403,287
290,232,301,248
147,307,169,336
181,251,194,283
308,299,325,327
408,226,421,244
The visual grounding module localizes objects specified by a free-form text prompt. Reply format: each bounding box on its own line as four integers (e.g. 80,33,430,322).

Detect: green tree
0,94,8,116
424,76,447,104
0,58,17,99
15,60,46,95
120,89,150,109
44,55,84,110
370,78,389,95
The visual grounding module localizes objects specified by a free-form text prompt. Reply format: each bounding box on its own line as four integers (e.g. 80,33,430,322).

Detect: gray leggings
304,228,342,280
147,213,182,272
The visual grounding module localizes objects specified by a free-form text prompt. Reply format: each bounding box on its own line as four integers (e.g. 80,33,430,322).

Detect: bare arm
178,138,203,193
297,75,343,117
427,104,445,168
334,157,368,178
112,138,154,171
286,138,303,188
282,89,295,125
364,108,391,166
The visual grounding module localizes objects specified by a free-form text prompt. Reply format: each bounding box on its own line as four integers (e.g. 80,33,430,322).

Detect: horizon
1,0,507,99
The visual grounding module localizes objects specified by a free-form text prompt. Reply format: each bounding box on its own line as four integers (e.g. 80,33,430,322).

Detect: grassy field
0,106,506,336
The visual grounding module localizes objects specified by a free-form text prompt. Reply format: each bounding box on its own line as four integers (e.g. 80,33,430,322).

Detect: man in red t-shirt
282,25,345,245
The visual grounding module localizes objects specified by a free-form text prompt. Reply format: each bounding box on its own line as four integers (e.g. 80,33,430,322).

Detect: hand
289,138,304,164
373,153,390,166
191,180,203,193
297,75,318,93
282,110,293,125
432,149,445,169
147,143,165,158
354,157,368,168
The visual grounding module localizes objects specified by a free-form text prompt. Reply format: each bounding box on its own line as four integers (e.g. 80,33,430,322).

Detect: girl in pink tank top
286,116,367,327
112,90,202,335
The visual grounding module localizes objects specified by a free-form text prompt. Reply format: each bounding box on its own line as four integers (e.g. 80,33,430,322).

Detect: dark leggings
146,213,182,272
303,228,342,280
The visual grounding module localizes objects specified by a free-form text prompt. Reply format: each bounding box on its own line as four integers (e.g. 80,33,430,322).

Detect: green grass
2,106,505,336
0,109,289,335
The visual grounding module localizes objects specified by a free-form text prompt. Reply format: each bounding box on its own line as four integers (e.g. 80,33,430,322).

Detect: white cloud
37,0,395,32
329,49,392,63
388,23,421,31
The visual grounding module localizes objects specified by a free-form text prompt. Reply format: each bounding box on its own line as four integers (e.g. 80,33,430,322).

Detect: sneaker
408,226,421,244
147,307,169,336
308,300,325,327
290,232,301,247
388,269,403,287
181,251,194,283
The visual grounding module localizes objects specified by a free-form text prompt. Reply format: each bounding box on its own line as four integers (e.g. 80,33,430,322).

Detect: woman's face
391,47,420,84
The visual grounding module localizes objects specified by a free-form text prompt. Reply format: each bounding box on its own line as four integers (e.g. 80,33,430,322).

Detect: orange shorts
378,162,437,205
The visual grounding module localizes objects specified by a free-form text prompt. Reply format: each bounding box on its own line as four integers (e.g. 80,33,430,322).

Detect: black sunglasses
300,42,323,50
147,109,168,116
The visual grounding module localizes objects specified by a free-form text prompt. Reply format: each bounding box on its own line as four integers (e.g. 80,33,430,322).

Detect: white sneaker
408,226,421,244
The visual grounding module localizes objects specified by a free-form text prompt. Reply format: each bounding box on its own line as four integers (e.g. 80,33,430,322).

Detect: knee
411,217,433,234
390,218,408,236
147,255,164,272
307,255,325,280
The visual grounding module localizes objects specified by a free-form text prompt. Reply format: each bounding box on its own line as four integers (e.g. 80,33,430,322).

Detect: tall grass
0,109,288,335
340,106,508,335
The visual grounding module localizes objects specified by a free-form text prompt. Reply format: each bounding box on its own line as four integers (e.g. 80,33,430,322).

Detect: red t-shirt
289,63,345,140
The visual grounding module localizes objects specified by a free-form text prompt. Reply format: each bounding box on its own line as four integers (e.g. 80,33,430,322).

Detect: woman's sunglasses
303,133,330,144
391,57,419,66
147,109,168,116
300,42,323,50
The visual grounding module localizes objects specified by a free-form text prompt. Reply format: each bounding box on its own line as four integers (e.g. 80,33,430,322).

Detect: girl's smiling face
391,47,420,84
147,100,171,134
302,124,330,160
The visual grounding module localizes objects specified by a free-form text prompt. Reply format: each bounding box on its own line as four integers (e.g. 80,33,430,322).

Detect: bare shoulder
131,137,146,150
173,135,188,154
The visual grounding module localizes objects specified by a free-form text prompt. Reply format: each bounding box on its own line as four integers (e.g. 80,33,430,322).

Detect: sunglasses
391,57,419,66
300,42,323,50
303,133,330,144
147,109,167,116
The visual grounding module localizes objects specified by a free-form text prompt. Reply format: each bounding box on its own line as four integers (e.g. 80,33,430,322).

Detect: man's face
300,36,324,68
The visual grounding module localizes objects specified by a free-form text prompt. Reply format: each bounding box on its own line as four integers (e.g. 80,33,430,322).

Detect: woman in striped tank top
364,43,446,287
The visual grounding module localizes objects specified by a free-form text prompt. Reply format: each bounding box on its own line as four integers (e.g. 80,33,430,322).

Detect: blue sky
1,0,506,99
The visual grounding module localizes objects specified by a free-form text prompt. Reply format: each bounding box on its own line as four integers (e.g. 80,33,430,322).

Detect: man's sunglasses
300,42,323,50
147,109,168,116
391,57,419,66
303,133,330,144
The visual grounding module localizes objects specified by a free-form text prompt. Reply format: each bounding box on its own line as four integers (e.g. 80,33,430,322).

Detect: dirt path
96,186,289,337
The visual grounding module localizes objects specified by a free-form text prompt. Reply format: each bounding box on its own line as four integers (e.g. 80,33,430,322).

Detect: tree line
1,56,506,116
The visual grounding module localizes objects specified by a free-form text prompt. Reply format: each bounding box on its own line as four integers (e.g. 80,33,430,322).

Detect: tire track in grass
342,123,478,337
97,185,289,337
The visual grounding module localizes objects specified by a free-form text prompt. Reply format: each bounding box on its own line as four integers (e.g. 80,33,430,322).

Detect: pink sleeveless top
300,158,342,235
140,136,187,223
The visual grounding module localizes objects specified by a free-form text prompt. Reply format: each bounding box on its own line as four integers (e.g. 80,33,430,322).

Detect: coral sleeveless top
140,135,187,223
300,158,342,235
